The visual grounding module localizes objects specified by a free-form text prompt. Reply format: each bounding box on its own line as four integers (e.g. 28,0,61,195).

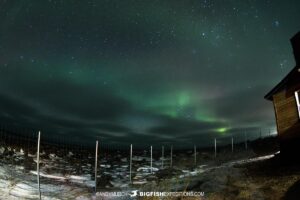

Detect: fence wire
0,125,278,199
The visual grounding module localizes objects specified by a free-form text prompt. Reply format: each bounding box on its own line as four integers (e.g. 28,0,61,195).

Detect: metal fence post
95,140,98,193
245,131,248,150
129,144,132,183
161,146,164,169
170,145,173,168
214,138,217,158
194,145,197,166
150,145,153,174
37,131,41,200
231,137,234,153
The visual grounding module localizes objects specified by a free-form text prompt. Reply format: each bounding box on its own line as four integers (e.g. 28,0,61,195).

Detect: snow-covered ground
0,161,95,199
0,144,278,199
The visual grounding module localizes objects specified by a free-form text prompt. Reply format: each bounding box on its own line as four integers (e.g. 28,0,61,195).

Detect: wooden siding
273,90,299,135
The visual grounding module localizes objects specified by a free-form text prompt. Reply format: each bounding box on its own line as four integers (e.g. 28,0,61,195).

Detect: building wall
273,88,300,138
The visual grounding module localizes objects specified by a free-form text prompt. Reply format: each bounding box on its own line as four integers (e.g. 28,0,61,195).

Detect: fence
0,125,278,199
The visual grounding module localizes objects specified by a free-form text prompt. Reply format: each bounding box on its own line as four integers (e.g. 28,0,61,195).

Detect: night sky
0,0,300,147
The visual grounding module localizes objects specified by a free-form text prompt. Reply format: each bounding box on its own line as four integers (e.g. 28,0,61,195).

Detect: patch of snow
137,166,159,172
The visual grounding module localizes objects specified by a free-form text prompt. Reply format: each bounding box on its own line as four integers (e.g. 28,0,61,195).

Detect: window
295,91,300,118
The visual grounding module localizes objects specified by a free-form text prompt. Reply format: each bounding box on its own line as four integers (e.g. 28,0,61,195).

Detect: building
265,32,300,162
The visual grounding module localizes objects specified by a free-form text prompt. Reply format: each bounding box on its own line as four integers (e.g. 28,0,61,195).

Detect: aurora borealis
0,0,300,146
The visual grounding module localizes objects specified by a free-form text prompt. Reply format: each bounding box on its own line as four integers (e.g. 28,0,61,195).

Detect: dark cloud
147,117,223,136
210,85,275,126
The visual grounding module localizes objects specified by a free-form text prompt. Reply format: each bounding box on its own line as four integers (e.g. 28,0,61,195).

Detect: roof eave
264,66,298,101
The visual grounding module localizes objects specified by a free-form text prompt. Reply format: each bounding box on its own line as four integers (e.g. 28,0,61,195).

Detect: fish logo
130,190,138,197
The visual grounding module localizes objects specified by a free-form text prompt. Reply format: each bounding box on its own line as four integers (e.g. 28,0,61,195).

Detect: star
274,20,280,27
0,0,296,146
